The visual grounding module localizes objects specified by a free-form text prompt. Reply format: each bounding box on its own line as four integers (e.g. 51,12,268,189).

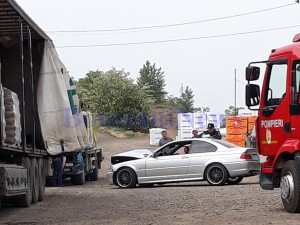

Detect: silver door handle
181,156,189,159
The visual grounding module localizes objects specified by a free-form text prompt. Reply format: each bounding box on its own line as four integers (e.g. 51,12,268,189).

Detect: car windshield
211,139,237,148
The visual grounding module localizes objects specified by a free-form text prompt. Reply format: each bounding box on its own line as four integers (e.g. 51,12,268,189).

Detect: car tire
139,183,154,188
116,167,137,188
280,160,300,213
226,177,243,185
205,163,228,186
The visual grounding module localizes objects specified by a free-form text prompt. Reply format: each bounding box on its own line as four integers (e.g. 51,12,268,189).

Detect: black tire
115,167,137,188
71,170,86,185
37,158,45,202
280,160,300,213
31,158,39,204
90,156,99,181
139,183,154,188
205,163,228,186
14,157,32,207
226,177,244,185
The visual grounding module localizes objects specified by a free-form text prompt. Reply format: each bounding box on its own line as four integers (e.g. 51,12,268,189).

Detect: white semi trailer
0,0,102,207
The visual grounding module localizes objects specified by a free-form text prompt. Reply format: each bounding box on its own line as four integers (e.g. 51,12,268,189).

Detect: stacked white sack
0,86,5,141
3,87,21,145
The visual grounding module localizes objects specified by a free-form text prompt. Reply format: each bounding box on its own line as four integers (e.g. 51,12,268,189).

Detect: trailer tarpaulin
37,40,88,155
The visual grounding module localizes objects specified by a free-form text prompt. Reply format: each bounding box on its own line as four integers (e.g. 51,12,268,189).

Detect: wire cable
48,3,296,34
56,24,300,48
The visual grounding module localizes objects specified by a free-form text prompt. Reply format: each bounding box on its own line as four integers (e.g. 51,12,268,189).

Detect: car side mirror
246,84,260,108
246,66,260,81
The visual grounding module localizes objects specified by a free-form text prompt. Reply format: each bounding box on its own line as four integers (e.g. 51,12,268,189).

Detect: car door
187,140,218,179
145,142,190,182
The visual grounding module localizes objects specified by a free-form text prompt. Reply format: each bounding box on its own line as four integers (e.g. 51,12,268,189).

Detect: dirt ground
1,132,300,225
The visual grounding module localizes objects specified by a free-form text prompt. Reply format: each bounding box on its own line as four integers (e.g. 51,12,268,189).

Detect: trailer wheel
31,158,39,204
71,170,86,185
280,160,300,213
14,157,32,207
37,158,45,202
90,156,99,181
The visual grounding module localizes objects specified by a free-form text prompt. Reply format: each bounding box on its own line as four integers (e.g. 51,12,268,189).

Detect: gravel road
1,133,300,225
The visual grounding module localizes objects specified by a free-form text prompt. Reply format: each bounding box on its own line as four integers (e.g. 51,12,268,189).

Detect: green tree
137,60,167,104
177,85,195,113
225,105,245,116
76,68,152,130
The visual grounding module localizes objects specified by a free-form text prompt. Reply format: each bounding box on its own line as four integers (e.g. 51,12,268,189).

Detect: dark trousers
53,156,63,187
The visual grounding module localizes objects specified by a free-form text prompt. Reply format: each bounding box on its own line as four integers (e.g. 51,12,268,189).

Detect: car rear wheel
226,177,243,185
205,164,228,186
280,160,300,213
116,167,137,188
139,183,154,188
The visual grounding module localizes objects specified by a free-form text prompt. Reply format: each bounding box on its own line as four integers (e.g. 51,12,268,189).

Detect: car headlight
108,165,114,172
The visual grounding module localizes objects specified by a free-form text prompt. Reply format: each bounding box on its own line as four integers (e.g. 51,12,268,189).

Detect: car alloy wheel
116,167,137,188
206,164,228,186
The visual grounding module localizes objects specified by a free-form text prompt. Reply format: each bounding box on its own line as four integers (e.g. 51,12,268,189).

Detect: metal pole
27,26,35,153
234,68,237,116
19,18,26,152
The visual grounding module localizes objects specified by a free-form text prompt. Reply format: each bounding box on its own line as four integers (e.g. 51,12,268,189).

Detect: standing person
52,155,63,187
199,123,222,140
192,129,199,138
159,130,173,146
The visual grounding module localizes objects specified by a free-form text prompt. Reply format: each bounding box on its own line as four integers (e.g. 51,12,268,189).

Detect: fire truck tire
37,158,45,202
281,160,300,213
14,157,32,207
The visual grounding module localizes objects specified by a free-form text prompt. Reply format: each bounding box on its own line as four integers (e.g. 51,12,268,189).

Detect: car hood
111,149,152,165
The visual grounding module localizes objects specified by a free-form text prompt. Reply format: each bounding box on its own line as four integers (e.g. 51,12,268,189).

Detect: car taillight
240,153,252,159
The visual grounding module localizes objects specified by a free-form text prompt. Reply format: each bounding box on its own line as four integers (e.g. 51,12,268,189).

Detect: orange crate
226,126,248,135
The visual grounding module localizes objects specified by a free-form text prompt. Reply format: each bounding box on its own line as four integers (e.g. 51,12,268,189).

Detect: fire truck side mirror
246,66,260,81
245,84,260,108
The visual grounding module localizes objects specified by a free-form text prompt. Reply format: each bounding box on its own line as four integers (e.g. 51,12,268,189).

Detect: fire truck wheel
280,160,300,213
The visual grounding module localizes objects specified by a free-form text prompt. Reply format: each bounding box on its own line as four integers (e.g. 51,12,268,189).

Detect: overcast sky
16,0,300,113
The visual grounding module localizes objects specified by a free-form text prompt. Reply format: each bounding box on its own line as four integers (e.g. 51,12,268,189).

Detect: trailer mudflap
0,164,27,196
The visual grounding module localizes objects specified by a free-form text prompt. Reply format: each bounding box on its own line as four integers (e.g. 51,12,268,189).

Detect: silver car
107,138,260,188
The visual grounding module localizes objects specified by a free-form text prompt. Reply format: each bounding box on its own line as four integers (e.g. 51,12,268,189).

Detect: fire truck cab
246,33,300,213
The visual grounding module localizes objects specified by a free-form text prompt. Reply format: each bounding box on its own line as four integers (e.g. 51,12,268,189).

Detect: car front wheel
226,177,243,185
205,164,228,186
116,167,137,188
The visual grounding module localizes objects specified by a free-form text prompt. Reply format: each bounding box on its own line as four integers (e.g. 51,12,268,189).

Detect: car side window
189,141,217,154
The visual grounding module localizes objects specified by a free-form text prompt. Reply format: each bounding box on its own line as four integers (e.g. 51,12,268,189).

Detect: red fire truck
246,33,300,213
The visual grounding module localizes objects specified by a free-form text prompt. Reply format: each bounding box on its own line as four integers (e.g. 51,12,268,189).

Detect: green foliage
137,60,167,104
225,105,245,116
176,85,194,113
165,85,195,113
76,68,152,130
